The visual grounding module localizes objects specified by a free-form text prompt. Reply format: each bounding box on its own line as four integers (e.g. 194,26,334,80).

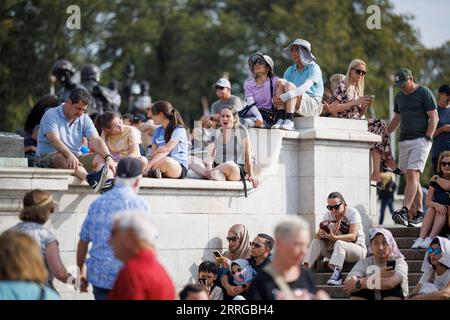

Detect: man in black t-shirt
247,233,274,275
248,217,328,300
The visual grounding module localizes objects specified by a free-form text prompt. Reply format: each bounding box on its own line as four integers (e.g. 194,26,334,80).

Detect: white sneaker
271,119,284,129
326,268,342,285
411,238,424,249
280,119,296,131
211,170,226,181
419,237,432,249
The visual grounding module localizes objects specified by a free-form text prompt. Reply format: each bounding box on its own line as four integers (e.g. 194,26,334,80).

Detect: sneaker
100,179,115,194
326,267,342,285
280,119,296,131
147,168,162,179
211,170,226,181
86,165,108,192
408,211,424,228
271,119,284,129
411,238,424,249
392,207,409,227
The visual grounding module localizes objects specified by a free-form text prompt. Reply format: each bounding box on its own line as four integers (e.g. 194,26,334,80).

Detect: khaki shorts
398,137,432,173
296,94,323,117
40,152,96,172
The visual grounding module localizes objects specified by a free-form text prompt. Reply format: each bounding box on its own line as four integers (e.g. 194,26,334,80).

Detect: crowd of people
1,36,450,300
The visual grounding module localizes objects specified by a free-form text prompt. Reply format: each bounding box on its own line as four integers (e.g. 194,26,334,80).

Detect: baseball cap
116,157,142,178
393,68,413,87
438,84,450,95
214,78,231,89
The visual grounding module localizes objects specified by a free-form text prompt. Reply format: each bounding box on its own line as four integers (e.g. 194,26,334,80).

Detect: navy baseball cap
116,157,142,178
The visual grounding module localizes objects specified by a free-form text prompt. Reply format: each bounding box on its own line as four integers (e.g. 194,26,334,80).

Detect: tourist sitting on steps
303,192,367,286
197,261,223,300
144,101,189,179
412,151,450,249
343,228,409,300
409,237,450,300
188,107,259,196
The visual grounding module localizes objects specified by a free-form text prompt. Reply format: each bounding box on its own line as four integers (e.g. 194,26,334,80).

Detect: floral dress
331,82,394,161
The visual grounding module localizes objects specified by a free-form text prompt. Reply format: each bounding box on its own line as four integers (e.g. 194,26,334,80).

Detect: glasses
226,236,238,242
327,202,343,211
428,247,442,255
250,242,263,248
254,58,267,66
231,268,242,275
215,86,225,90
354,69,366,76
441,161,450,167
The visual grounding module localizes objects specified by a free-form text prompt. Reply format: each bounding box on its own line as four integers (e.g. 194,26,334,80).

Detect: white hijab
421,236,450,272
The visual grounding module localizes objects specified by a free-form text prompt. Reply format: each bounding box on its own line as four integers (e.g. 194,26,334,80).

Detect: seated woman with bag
240,53,279,129
189,107,259,195
303,192,367,285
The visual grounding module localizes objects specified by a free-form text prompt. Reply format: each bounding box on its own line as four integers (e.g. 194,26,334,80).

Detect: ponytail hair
151,101,186,143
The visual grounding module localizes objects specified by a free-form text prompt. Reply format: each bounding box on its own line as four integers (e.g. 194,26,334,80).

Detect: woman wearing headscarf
343,228,409,300
215,224,251,300
409,236,450,299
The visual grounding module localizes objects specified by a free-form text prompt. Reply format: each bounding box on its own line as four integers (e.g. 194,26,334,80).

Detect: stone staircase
312,227,423,299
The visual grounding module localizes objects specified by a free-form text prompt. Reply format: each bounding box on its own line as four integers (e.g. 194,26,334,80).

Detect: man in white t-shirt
303,192,367,285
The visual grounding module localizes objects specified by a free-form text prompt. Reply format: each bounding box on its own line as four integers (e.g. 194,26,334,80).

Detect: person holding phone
328,59,402,190
303,192,367,286
343,228,408,300
197,261,223,300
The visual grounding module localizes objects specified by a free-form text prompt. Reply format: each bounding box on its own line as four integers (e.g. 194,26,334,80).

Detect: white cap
214,78,231,89
283,38,317,60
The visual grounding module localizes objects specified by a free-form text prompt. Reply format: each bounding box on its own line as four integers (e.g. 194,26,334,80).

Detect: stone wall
0,117,380,299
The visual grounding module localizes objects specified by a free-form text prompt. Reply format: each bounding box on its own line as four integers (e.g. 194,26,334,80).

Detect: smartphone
386,260,396,270
199,278,207,287
213,251,222,258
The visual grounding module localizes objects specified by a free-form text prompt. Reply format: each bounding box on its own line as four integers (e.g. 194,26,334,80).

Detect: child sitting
198,261,223,300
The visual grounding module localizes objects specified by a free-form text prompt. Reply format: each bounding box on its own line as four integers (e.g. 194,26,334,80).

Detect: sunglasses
326,202,343,211
354,69,366,76
226,236,238,242
250,242,264,248
231,267,242,275
428,247,442,255
441,161,450,167
215,86,225,90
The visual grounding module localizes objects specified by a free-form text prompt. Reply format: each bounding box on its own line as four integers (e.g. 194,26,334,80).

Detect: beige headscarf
223,224,251,260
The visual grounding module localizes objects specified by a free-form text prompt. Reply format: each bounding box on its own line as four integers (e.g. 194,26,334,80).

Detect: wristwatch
355,279,362,289
104,154,113,161
425,135,432,142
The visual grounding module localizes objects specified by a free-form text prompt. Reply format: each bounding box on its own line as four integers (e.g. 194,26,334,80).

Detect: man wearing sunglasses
431,84,450,173
210,78,242,119
388,68,438,228
248,233,274,275
272,38,324,131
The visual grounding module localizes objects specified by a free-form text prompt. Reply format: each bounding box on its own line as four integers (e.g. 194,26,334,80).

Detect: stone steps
317,285,417,299
312,227,424,299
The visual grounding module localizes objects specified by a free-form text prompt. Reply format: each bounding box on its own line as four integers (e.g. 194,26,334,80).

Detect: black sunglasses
327,202,343,211
215,86,225,90
231,267,242,275
250,241,263,248
226,236,238,242
441,161,450,166
355,69,366,76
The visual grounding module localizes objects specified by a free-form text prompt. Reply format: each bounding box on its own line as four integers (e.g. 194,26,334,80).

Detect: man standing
76,157,151,299
388,68,438,227
37,87,115,193
272,38,324,131
248,233,274,275
108,211,176,300
210,78,242,117
431,85,450,173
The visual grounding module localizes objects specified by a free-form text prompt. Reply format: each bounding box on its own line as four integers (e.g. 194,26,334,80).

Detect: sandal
382,165,403,175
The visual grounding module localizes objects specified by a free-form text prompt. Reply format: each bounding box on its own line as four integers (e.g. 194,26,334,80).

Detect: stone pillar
0,132,28,167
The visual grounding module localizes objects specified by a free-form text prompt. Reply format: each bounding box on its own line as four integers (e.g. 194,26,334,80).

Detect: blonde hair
329,74,346,93
0,231,48,284
220,107,241,128
345,59,366,98
19,189,56,224
437,150,450,175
